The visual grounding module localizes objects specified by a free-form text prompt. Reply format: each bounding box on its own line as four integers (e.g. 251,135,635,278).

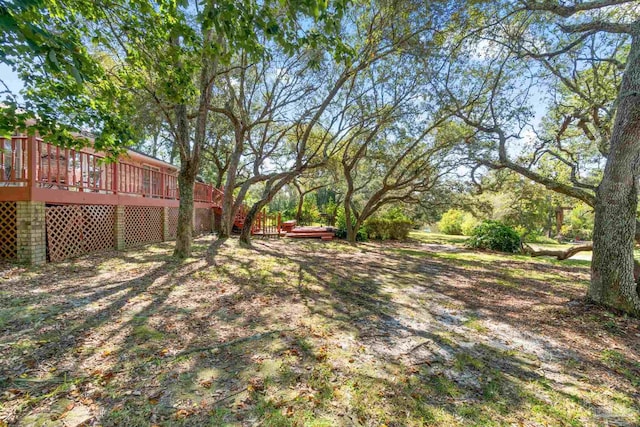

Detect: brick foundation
16,201,46,265
115,205,125,250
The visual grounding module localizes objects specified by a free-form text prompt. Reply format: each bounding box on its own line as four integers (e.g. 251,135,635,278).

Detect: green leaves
1,0,351,159
1,0,138,155
467,220,521,253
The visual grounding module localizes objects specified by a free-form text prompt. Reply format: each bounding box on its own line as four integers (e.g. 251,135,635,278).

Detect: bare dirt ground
0,236,638,426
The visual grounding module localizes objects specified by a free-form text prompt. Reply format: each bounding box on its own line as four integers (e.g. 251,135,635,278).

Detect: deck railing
254,209,282,235
0,135,223,205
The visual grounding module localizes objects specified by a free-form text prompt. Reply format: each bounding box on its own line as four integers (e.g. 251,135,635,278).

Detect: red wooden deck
0,135,223,210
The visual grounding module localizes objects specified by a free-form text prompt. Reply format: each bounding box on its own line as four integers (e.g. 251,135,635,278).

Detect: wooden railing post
113,161,119,194
27,135,38,193
277,212,281,234
160,171,166,198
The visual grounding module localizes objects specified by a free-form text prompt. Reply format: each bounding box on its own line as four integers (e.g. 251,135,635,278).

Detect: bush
438,209,466,235
335,206,349,230
335,206,367,241
299,196,320,225
525,234,559,244
365,213,413,240
324,200,338,226
334,227,368,241
467,220,521,253
460,213,480,236
281,208,296,221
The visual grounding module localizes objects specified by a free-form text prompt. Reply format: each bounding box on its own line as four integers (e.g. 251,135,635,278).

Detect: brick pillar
16,201,46,265
115,205,125,250
162,207,170,241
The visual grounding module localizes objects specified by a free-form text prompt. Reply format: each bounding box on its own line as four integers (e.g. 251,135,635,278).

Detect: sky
0,64,24,97
0,47,549,167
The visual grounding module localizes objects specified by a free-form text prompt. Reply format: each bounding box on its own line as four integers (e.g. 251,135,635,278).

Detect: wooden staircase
234,206,282,237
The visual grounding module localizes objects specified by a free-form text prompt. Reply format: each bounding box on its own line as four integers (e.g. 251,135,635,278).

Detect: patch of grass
9,375,86,418
409,231,469,245
600,349,640,387
463,315,489,333
454,352,485,371
209,407,234,426
253,397,293,427
423,373,461,398
525,387,592,427
131,324,165,342
101,401,155,426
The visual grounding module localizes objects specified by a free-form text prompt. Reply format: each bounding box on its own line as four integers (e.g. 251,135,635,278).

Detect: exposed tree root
523,243,592,260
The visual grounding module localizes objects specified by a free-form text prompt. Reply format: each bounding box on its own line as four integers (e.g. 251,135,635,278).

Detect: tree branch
523,243,593,260
522,0,637,18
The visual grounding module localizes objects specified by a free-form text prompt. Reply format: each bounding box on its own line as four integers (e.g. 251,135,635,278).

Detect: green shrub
335,206,349,230
521,232,558,244
299,196,320,225
467,220,521,253
365,214,413,240
335,207,367,241
460,213,480,236
324,200,338,226
281,208,296,221
334,227,368,241
389,219,413,239
438,209,465,235
512,225,556,243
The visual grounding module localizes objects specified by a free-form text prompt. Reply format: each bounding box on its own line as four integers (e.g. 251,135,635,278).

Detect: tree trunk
292,180,304,223
172,32,212,257
296,194,304,224
172,101,196,259
174,167,195,258
240,176,297,246
590,34,640,316
555,207,564,236
350,218,365,243
344,199,356,243
219,184,234,238
220,127,243,238
239,202,265,246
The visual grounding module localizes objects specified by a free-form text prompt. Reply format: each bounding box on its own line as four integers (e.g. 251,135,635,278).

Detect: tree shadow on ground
0,236,638,426
253,239,640,425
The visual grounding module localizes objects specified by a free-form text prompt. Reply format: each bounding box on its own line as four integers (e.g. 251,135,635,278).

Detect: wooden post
27,135,38,195
277,212,281,234
113,161,119,194
64,148,69,186
79,150,84,192
160,170,166,199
